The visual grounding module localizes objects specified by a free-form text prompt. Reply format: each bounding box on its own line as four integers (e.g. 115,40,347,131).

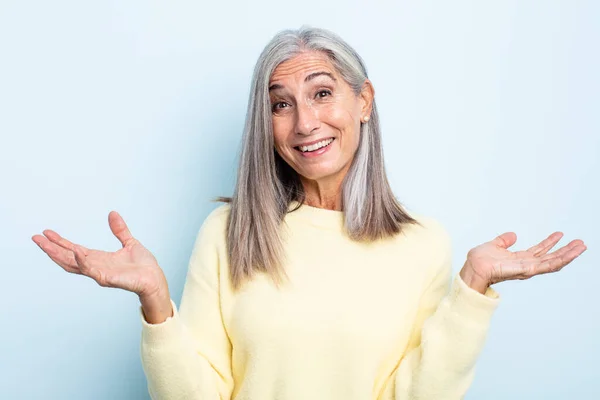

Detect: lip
294,137,335,158
293,137,335,148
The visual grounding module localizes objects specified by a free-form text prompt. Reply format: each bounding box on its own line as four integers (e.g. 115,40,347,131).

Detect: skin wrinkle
268,51,374,211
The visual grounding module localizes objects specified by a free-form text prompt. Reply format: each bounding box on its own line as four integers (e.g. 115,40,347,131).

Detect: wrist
459,264,491,295
139,292,173,324
138,267,169,299
139,273,172,324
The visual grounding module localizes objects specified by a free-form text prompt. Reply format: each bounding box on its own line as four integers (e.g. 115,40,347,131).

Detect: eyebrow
268,71,336,92
305,71,336,83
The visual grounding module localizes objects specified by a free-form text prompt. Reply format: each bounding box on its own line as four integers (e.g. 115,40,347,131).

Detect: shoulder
201,203,231,232
412,216,453,281
185,204,231,287
405,212,452,250
194,203,231,248
404,213,454,279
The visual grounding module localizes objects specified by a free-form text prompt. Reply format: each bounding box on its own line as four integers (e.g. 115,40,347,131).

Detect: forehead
269,51,337,83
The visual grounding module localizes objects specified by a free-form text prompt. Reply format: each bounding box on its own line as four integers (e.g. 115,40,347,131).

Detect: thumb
490,231,517,249
108,211,134,247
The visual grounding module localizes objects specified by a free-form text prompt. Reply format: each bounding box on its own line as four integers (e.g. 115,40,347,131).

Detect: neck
299,166,350,211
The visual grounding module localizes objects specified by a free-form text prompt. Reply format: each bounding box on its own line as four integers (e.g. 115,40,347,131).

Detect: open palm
32,211,165,297
465,231,587,287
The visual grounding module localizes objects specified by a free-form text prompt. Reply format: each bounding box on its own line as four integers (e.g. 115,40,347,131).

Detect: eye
272,102,290,112
316,90,332,98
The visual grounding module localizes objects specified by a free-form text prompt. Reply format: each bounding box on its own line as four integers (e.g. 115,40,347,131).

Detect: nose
294,100,320,136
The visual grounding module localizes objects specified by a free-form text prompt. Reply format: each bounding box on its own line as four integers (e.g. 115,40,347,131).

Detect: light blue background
1,1,598,399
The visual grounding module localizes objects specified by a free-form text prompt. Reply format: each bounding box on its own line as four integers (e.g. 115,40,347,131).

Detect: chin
296,165,344,182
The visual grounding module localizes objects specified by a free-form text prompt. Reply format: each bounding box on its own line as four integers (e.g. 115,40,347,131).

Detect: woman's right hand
32,211,173,322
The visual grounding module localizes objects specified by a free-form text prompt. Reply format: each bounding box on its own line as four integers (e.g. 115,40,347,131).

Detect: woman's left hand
459,231,587,294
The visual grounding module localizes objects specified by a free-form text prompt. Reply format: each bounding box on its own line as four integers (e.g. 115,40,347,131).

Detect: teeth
299,138,333,152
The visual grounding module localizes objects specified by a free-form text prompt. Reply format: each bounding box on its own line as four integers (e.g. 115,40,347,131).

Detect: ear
359,79,375,118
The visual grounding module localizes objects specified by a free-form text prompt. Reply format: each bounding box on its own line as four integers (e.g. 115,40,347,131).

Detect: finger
42,229,87,253
540,239,585,262
534,244,587,275
32,234,80,274
526,232,564,257
109,211,134,248
491,232,517,249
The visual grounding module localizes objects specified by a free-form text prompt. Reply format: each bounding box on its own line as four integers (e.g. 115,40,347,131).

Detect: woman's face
269,51,373,184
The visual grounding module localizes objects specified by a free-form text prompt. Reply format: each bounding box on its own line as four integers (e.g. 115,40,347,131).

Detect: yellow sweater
140,202,500,400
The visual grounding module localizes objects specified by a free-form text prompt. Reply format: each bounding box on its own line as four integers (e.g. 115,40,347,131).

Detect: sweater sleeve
392,220,500,400
139,207,234,400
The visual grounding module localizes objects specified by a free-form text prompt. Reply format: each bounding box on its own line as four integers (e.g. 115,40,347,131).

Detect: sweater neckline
286,200,345,230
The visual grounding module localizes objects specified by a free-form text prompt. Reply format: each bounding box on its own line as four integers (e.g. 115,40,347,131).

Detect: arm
391,221,500,399
140,208,234,400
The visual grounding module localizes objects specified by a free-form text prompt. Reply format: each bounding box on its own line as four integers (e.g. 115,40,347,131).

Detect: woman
32,27,587,400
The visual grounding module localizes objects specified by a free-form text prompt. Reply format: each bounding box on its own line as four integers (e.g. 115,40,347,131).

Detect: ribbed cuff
447,274,500,325
140,299,182,346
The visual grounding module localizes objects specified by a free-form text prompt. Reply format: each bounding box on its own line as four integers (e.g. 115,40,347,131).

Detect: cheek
272,119,289,149
317,94,360,129
336,108,362,157
318,105,349,128
320,104,361,149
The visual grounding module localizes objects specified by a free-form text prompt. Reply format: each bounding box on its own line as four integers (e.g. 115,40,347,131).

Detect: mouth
293,138,335,155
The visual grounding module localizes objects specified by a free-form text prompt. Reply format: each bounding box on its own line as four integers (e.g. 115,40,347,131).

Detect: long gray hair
219,26,419,291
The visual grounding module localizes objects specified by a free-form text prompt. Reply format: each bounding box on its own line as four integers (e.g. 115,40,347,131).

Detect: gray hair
219,26,419,291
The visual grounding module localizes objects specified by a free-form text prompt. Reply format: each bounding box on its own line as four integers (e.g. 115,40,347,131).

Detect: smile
294,138,335,154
